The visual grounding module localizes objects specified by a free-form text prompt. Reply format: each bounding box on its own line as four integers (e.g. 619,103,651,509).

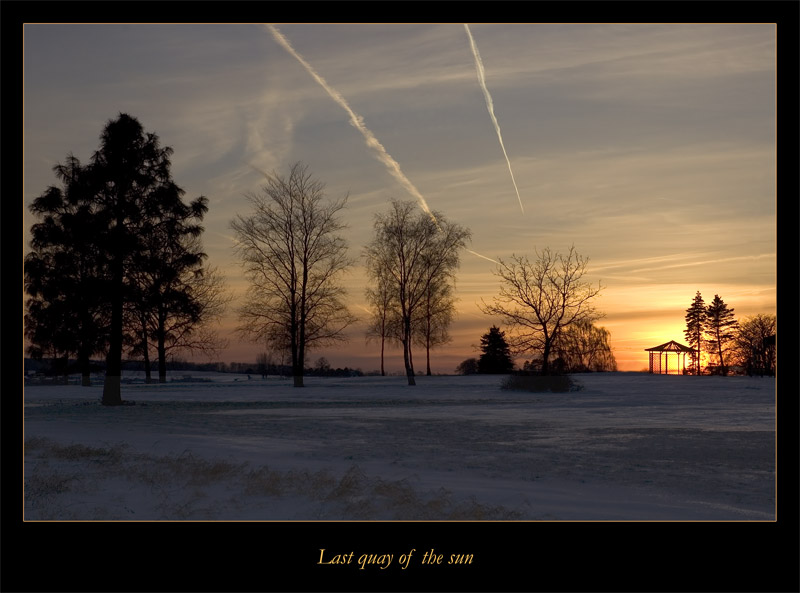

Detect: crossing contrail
265,24,436,219
265,24,499,266
464,24,525,215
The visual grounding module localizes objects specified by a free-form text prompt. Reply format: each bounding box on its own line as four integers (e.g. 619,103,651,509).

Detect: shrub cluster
500,373,580,393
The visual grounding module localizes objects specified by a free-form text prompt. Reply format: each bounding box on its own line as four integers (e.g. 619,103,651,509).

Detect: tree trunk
380,335,385,377
292,328,304,388
403,339,416,385
402,318,415,385
102,256,124,406
144,349,152,384
541,340,552,376
426,341,431,376
293,341,305,387
157,335,167,384
140,317,152,383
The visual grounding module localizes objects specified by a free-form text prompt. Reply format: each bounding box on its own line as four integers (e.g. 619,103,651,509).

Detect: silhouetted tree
705,294,738,375
414,277,456,376
481,246,603,375
231,162,355,388
25,156,109,386
477,326,514,374
365,272,400,376
552,320,617,372
733,314,775,376
129,206,229,384
455,358,479,375
63,113,206,405
684,291,706,375
364,200,470,385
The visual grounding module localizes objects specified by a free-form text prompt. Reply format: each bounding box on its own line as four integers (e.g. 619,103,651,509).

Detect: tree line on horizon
25,113,619,398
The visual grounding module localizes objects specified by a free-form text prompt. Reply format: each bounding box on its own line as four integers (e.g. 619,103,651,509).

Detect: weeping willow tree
552,320,617,372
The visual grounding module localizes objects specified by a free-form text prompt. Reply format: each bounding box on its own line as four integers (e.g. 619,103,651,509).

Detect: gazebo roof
644,340,696,353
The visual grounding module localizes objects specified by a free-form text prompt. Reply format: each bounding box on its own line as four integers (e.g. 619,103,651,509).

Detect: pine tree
705,294,738,375
478,326,514,374
684,291,706,375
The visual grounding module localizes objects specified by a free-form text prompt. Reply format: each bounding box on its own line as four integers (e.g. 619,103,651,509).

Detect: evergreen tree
705,294,738,375
127,192,217,383
25,130,211,390
684,291,706,375
25,155,109,386
478,326,514,374
70,113,208,404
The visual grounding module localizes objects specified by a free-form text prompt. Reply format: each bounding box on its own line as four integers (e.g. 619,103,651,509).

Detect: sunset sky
23,23,777,373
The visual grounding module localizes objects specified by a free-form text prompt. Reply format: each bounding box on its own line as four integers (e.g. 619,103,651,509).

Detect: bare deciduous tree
364,200,470,385
732,313,776,376
231,163,355,387
364,273,400,377
414,277,456,376
481,246,603,375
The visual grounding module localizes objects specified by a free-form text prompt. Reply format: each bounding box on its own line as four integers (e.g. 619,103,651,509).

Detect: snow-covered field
23,372,776,521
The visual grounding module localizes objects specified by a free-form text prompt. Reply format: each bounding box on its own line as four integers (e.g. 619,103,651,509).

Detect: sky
22,22,777,373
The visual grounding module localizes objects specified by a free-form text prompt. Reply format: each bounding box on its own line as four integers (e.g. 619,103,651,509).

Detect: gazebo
645,340,696,375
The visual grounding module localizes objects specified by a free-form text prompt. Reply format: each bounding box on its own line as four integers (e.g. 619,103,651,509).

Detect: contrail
265,24,435,219
464,24,525,215
467,249,498,264
265,24,499,266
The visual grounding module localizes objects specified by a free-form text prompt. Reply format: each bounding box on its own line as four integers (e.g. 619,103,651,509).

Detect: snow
23,372,776,521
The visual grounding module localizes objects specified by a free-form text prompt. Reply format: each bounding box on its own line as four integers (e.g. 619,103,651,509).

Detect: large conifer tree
684,291,706,375
705,294,738,375
89,113,206,404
